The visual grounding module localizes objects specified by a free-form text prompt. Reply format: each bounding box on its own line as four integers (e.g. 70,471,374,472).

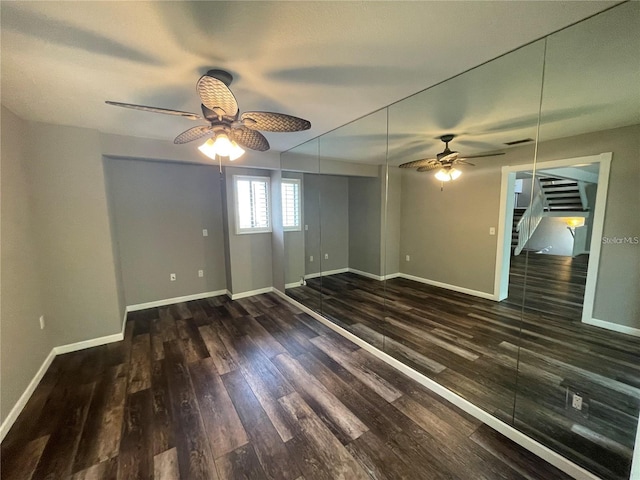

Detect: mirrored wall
280,4,640,479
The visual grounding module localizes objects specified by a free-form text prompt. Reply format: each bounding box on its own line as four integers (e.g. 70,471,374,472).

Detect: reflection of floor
506,253,589,320
286,272,640,480
1,294,572,480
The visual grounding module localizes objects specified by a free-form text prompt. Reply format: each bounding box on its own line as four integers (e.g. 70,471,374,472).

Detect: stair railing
515,189,544,256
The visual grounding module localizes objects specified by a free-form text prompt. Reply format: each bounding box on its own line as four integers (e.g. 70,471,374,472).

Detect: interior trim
126,289,228,311
53,332,123,355
584,318,640,338
273,288,603,480
496,153,615,331
399,272,495,300
227,286,274,300
1,327,127,441
304,268,349,280
0,349,56,442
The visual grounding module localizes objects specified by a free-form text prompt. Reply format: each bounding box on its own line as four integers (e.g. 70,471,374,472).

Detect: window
281,178,301,231
234,175,271,234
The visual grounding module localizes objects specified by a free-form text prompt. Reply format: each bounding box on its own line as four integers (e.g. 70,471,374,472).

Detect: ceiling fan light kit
399,134,504,188
198,134,245,161
434,167,461,182
106,69,311,164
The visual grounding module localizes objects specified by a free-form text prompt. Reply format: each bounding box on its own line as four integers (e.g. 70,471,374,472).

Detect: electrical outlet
170,273,176,281
324,253,329,260
202,229,208,237
572,393,583,410
565,387,589,418
310,255,314,262
39,315,45,330
405,254,411,262
198,270,204,277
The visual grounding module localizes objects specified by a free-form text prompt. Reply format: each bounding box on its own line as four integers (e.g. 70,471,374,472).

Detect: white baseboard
0,349,56,442
399,272,495,300
285,281,303,289
228,286,274,300
276,291,600,480
348,268,384,281
54,332,123,355
304,268,349,280
126,289,227,312
583,317,640,338
284,270,491,302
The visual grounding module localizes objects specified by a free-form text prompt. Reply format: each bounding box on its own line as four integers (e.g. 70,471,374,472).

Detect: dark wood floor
1,293,575,480
286,263,640,480
506,253,589,320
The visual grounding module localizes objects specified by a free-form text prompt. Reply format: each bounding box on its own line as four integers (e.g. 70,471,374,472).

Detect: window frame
281,178,302,232
233,175,272,235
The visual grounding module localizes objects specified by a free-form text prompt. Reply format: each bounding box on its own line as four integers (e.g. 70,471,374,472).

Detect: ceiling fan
398,134,504,182
106,69,311,161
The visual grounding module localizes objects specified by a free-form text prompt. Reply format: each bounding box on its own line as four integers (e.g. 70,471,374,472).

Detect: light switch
489,227,496,235
405,255,410,262
310,255,314,262
202,229,208,237
324,253,329,260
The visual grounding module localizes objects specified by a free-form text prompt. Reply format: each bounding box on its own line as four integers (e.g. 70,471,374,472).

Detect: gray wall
224,166,274,294
105,159,227,305
396,124,639,327
303,174,322,275
399,165,503,294
348,176,381,276
535,124,639,328
27,122,123,346
303,174,349,275
384,166,402,277
270,169,285,293
320,176,349,273
0,107,51,423
526,217,575,256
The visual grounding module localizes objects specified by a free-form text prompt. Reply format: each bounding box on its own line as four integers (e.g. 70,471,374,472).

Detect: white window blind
234,175,271,234
282,179,301,231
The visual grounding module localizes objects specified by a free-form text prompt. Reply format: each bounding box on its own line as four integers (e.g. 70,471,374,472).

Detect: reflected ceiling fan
106,69,311,161
398,134,504,183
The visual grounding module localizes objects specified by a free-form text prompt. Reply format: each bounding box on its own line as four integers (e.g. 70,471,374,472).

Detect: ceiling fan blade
398,158,438,169
196,75,239,117
417,164,443,172
230,127,270,151
241,111,311,132
454,159,475,167
105,101,201,120
461,152,505,159
174,125,215,144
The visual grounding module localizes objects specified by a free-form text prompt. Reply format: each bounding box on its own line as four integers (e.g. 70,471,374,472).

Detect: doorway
494,152,612,325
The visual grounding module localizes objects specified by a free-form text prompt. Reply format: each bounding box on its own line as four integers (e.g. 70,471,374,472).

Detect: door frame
493,152,612,325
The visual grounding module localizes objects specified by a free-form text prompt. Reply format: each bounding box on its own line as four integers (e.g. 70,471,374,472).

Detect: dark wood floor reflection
506,253,589,320
286,261,640,480
1,293,574,480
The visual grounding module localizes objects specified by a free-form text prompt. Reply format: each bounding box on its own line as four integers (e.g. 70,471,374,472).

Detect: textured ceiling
0,1,620,154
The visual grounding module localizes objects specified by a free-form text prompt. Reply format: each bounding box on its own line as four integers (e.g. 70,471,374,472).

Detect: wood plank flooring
286,265,640,480
506,253,589,319
1,293,574,480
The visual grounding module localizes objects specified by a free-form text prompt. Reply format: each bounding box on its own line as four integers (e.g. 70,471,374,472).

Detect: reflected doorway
495,153,611,325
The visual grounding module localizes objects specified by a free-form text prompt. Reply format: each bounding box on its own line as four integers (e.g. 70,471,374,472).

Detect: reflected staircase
513,176,588,255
